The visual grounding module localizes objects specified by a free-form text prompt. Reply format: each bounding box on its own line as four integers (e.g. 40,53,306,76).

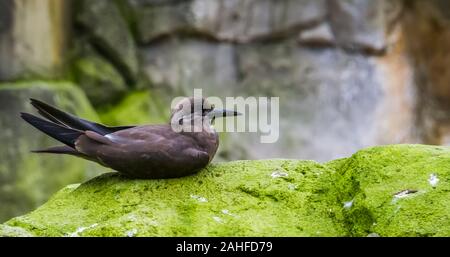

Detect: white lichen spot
148,220,159,226
367,233,380,237
221,209,239,218
287,183,298,190
190,194,207,203
343,200,354,209
125,228,138,237
271,171,288,178
428,173,439,188
221,209,236,217
67,223,98,237
127,214,138,222
212,216,223,223
393,189,418,199
66,184,80,190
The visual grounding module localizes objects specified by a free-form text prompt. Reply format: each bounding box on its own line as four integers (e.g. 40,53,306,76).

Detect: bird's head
170,97,240,132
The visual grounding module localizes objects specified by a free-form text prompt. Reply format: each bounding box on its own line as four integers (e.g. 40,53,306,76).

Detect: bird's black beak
209,109,242,118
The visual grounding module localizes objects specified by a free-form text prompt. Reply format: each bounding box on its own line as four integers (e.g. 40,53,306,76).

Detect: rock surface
72,54,128,107
330,145,450,236
135,0,418,162
133,0,327,43
76,0,139,82
140,37,416,161
131,0,400,51
0,81,109,222
328,0,388,53
402,0,450,145
0,0,71,80
2,144,449,236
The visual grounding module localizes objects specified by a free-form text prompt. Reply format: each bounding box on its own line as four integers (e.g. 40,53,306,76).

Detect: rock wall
132,0,414,161
0,0,71,80
402,0,450,145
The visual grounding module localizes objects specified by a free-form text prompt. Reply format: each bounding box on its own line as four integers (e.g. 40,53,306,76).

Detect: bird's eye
211,104,215,109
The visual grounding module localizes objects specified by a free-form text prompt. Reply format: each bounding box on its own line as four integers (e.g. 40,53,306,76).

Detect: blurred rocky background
0,0,449,222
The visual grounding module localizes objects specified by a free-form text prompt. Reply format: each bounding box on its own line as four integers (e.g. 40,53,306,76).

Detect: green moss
2,144,449,236
332,145,450,236
3,160,346,236
72,55,128,107
98,90,167,126
0,224,34,237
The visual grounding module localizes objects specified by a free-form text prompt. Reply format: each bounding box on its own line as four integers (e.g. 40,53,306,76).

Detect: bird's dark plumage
20,112,84,148
29,98,135,135
20,97,239,179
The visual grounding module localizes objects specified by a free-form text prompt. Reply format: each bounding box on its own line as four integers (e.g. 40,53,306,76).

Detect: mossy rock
0,81,109,222
1,145,449,236
333,145,450,236
2,160,344,236
76,0,138,81
98,90,168,126
72,55,128,107
0,224,34,237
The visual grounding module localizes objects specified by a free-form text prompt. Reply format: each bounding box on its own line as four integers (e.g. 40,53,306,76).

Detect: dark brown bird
20,97,240,179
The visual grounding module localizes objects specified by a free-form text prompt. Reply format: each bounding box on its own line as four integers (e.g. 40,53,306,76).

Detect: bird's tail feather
20,112,83,148
29,98,134,135
32,145,84,156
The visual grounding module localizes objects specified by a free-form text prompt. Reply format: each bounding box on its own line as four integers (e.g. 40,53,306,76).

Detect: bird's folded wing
30,98,135,135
